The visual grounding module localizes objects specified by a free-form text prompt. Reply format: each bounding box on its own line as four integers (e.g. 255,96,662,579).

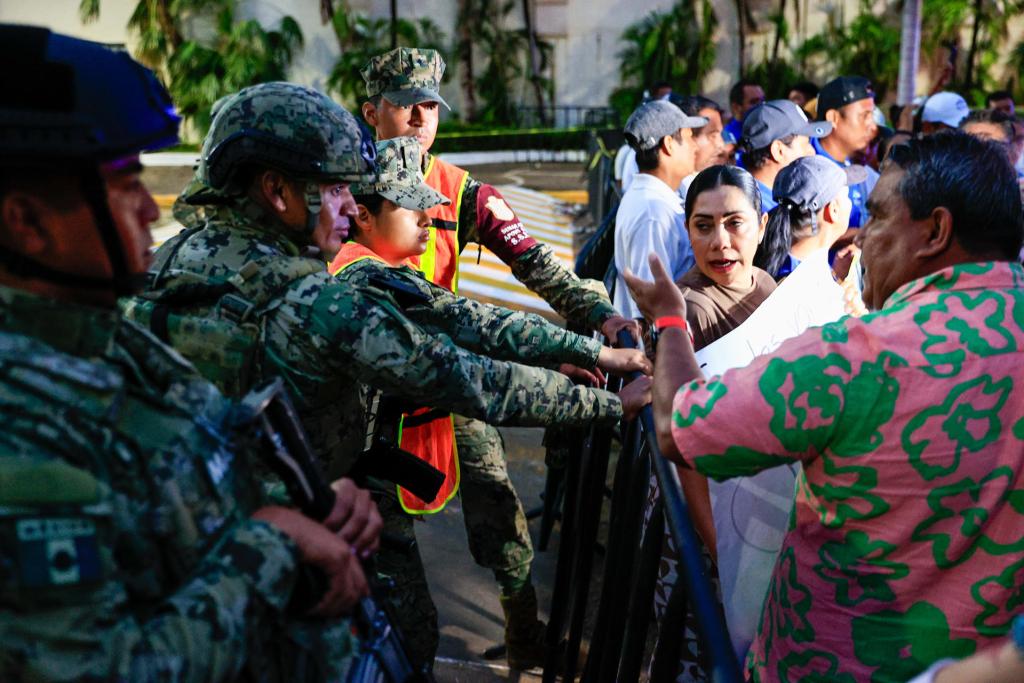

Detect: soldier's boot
500,586,589,672
500,584,548,670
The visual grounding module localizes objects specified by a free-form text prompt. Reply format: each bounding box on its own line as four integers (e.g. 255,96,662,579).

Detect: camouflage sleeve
510,244,618,332
395,267,602,368
321,273,622,426
0,511,299,683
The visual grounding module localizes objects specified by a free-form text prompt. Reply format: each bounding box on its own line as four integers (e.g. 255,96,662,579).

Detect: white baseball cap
922,92,970,128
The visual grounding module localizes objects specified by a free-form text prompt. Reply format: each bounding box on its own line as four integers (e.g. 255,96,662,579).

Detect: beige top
676,266,777,351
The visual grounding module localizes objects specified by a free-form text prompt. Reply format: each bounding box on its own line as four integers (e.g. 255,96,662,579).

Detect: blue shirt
757,179,778,213
811,136,879,228
723,118,742,145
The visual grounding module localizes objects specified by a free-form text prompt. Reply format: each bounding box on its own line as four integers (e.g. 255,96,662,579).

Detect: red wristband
654,316,688,332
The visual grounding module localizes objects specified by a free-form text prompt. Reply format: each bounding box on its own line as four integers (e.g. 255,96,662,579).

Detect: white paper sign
693,250,847,660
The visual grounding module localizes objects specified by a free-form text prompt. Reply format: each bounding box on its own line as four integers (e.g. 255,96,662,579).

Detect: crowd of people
612,67,1024,683
1,20,1023,683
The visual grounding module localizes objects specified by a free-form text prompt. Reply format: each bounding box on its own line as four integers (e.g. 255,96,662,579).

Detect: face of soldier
0,154,159,305
310,182,358,259
354,199,432,266
363,98,440,158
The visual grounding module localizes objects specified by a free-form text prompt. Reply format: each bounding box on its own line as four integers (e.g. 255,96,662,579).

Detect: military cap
362,47,450,110
353,136,450,210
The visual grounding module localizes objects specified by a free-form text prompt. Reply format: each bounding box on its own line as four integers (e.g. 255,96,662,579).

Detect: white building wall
2,0,1020,122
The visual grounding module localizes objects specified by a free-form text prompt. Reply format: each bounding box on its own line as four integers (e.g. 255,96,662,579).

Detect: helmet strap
0,166,140,295
303,181,321,238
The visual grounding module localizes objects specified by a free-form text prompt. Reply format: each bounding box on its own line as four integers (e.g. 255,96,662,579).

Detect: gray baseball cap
742,99,832,150
773,155,868,211
624,100,708,151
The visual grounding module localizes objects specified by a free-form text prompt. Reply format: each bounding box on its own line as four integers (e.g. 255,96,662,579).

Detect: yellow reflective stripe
396,414,460,516
450,169,470,294
424,155,437,181
418,227,438,283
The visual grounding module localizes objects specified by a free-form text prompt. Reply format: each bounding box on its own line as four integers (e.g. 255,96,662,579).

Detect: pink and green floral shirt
671,261,1024,683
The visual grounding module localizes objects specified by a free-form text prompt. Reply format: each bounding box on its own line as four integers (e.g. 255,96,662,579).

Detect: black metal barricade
541,331,742,683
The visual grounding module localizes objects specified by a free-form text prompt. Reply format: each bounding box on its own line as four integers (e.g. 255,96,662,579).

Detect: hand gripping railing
542,331,742,683
611,330,741,683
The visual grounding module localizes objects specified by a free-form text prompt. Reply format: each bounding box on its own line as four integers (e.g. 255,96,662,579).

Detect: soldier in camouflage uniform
361,47,640,668
0,27,377,682
143,82,651,669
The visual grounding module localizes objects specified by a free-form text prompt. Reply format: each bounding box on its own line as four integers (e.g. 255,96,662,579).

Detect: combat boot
499,584,548,670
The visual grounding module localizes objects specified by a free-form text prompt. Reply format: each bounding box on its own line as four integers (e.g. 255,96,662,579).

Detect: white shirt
620,147,693,204
613,173,694,319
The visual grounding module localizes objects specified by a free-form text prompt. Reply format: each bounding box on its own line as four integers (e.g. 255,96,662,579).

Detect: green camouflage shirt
0,285,355,682
147,204,622,478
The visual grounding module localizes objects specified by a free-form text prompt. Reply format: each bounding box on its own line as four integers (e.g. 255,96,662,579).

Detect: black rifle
240,379,435,683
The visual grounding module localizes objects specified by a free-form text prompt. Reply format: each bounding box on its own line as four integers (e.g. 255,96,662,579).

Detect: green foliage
744,12,806,100
794,0,901,101
80,1,303,138
168,9,303,134
471,0,553,126
922,0,1023,104
326,10,448,110
610,0,717,120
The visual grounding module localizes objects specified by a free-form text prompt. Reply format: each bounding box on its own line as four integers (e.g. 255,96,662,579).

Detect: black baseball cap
817,76,875,120
742,100,832,150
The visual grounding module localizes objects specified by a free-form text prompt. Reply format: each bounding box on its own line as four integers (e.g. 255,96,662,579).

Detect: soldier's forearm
423,292,602,369
510,245,617,332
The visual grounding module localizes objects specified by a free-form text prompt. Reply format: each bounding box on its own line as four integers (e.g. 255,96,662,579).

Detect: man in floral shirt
624,131,1024,683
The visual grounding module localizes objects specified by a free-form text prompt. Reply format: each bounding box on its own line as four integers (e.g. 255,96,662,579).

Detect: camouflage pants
373,490,439,670
371,416,534,669
454,414,534,595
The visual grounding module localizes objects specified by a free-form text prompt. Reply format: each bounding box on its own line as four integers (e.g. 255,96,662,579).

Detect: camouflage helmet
198,82,376,195
362,48,450,110
353,136,449,211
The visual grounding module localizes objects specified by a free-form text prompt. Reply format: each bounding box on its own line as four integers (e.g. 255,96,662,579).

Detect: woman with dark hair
754,155,868,315
678,165,774,350
646,164,775,682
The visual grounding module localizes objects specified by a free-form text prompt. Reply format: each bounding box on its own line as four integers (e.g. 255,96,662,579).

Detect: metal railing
513,105,621,130
540,331,743,683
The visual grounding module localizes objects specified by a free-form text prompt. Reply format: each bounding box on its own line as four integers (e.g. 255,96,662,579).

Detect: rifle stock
242,379,435,683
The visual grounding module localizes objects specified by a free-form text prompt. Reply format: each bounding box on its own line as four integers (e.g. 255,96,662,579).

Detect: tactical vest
122,227,323,398
0,322,258,609
330,242,460,515
409,156,469,292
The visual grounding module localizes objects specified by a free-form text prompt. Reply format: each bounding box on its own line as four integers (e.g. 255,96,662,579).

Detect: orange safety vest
409,155,470,292
329,241,459,514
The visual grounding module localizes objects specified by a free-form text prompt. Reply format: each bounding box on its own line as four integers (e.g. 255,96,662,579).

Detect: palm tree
897,0,922,104
611,0,717,118
80,0,303,136
326,6,447,110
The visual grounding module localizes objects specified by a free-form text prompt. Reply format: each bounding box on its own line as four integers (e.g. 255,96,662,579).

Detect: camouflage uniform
141,87,624,667
365,49,619,643
0,30,356,680
0,286,357,682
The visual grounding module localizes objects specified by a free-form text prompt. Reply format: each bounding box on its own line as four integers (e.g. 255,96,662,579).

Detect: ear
353,203,375,233
659,134,673,157
0,192,52,256
917,206,955,259
757,209,769,243
769,139,786,164
362,100,379,128
823,198,839,224
258,170,291,214
825,109,840,128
